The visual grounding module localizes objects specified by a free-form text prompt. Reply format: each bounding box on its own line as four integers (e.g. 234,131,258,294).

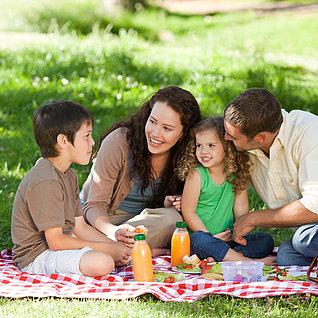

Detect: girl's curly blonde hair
177,116,251,193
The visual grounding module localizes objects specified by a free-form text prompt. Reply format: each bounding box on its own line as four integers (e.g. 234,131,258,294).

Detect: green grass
1,0,318,315
1,294,318,318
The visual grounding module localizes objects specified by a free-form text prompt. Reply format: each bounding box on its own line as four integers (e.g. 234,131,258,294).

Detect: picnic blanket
1,249,318,302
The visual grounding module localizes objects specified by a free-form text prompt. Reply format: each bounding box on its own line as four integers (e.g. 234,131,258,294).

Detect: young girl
178,117,275,264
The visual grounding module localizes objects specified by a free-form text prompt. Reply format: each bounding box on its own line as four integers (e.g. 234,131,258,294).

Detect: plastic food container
221,261,264,282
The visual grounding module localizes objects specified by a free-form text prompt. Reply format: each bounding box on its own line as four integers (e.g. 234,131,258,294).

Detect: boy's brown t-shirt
11,158,83,269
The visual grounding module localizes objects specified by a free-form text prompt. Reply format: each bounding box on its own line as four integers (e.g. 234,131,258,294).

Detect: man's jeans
190,230,274,262
277,223,318,266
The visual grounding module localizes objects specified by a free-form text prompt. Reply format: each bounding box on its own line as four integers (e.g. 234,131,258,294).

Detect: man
223,88,318,265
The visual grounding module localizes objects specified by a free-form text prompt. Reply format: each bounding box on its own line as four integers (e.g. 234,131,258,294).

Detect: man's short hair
33,100,93,158
224,88,283,138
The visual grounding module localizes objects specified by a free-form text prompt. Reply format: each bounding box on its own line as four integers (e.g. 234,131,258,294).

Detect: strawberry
199,259,208,269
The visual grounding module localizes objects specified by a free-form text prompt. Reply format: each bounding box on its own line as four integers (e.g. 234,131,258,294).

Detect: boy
11,100,131,276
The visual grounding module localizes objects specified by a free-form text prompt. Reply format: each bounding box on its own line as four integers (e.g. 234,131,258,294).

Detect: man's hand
115,225,135,248
214,229,232,242
233,213,255,245
164,195,181,211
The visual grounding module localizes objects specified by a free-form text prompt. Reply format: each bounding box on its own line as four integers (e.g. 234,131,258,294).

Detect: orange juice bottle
171,221,190,266
132,233,154,282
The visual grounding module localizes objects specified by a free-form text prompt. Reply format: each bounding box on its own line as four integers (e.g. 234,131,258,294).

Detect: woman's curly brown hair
177,116,251,193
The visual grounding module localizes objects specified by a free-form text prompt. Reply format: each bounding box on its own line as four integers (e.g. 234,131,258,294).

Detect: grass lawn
1,0,318,316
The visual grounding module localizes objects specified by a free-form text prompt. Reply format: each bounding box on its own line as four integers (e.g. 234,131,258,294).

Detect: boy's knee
80,251,114,276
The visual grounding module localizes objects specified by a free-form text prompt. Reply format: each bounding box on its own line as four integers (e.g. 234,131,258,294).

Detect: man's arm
233,199,318,245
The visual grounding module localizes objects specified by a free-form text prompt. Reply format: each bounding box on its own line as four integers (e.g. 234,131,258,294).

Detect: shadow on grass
0,49,186,88
197,62,318,116
1,51,318,171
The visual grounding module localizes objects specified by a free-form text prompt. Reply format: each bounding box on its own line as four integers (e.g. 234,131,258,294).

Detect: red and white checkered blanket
1,249,318,302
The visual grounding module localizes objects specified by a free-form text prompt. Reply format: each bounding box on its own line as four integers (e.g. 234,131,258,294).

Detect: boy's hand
214,229,232,242
107,241,132,267
164,195,181,211
115,225,135,248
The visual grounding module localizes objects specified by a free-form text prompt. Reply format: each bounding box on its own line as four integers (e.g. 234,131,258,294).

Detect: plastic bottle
132,233,154,282
171,221,190,266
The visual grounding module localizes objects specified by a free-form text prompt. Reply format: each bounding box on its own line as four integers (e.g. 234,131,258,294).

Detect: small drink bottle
171,221,190,266
132,233,154,282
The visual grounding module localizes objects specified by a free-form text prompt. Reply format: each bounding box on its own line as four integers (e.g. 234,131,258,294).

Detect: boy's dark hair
33,100,93,158
224,88,283,139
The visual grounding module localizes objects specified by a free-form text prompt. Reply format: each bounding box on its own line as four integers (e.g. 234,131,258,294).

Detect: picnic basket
307,256,318,283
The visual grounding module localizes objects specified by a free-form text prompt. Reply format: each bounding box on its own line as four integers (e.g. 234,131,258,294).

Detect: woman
82,86,201,255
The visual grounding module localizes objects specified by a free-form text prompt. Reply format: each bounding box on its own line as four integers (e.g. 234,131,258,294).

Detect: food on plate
201,262,223,280
201,272,224,281
173,254,201,273
176,263,201,273
199,259,208,269
182,254,200,266
164,276,175,283
263,265,307,281
154,271,184,283
200,263,308,282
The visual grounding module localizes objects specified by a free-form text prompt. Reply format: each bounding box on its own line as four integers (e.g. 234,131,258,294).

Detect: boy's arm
181,170,208,232
233,189,249,219
44,226,132,266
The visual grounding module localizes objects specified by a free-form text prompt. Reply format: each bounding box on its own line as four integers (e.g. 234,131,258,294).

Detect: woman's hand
164,195,181,211
214,229,232,242
115,224,135,248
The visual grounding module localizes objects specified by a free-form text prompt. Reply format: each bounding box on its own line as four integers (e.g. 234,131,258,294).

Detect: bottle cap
176,221,187,228
134,233,146,241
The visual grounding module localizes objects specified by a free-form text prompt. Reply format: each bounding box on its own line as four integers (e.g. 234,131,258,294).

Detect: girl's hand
164,195,182,211
214,229,232,242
